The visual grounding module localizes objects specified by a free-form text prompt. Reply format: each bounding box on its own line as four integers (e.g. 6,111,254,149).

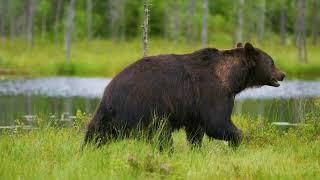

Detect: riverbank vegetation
1,37,320,79
0,101,319,179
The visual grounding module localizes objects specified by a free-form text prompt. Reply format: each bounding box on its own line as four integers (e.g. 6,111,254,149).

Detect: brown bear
83,42,285,149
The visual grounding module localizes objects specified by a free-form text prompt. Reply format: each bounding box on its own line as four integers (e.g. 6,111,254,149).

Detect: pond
0,77,319,126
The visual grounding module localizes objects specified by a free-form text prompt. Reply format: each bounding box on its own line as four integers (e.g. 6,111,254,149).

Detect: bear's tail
82,102,112,147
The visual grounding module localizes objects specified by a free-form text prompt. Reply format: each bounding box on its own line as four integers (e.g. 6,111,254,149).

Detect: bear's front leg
204,120,242,148
200,98,243,147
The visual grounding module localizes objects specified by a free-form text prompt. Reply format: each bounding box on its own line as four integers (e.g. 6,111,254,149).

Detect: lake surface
0,77,319,126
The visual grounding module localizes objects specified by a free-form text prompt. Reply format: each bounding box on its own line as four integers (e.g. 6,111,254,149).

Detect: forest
0,0,318,43
0,0,318,73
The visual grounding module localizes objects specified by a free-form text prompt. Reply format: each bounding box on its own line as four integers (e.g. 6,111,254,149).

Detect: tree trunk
296,0,307,63
41,15,46,40
109,0,118,42
201,0,208,48
173,2,180,43
237,0,244,43
9,0,15,42
231,3,237,46
280,8,286,46
27,0,34,49
165,1,180,42
187,0,195,44
109,0,124,43
0,0,7,46
311,0,318,46
86,0,92,44
258,0,265,44
120,1,126,41
54,0,62,45
143,0,148,57
65,0,75,61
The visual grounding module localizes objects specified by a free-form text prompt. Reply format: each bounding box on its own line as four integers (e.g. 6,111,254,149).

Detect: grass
0,107,319,179
0,36,320,79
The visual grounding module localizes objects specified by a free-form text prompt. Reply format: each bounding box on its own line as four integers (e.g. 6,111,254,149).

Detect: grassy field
0,108,319,179
0,37,320,79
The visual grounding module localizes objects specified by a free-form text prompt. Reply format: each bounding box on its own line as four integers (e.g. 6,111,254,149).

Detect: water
0,77,319,126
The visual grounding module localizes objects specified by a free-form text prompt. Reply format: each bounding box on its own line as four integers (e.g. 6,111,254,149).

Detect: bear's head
240,42,286,87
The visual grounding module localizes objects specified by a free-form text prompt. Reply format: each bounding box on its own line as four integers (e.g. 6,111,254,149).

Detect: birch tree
65,0,75,61
54,0,62,45
86,0,92,43
38,0,50,40
27,0,34,49
237,0,244,43
9,0,15,42
109,0,125,42
187,0,195,44
41,14,46,39
164,1,180,42
258,0,265,44
295,0,307,63
280,6,286,46
0,0,7,46
201,0,208,48
143,0,148,57
311,0,318,46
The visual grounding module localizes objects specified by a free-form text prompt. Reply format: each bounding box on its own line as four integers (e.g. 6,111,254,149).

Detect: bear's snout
276,71,286,81
272,69,286,81
279,72,286,81
270,69,285,87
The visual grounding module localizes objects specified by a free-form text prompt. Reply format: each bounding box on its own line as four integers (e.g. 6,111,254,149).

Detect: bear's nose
279,72,286,81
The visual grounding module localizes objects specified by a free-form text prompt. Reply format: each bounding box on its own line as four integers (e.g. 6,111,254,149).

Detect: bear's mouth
270,78,280,87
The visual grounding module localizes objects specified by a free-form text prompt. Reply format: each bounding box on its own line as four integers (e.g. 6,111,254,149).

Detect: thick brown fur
84,43,285,149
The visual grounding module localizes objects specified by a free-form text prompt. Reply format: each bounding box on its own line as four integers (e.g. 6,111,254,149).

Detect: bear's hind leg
152,122,174,153
185,125,204,148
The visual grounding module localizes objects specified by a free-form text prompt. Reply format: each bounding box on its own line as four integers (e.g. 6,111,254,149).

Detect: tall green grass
0,106,319,179
0,37,320,79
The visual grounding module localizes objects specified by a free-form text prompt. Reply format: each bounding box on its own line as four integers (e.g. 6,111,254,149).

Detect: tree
37,0,50,40
201,0,208,48
187,0,195,44
109,0,125,42
258,0,265,44
86,0,92,43
0,0,7,46
143,0,148,57
279,6,286,46
27,0,35,49
9,0,15,42
164,1,181,43
237,0,244,43
65,0,75,61
295,0,307,63
311,0,318,46
54,0,62,45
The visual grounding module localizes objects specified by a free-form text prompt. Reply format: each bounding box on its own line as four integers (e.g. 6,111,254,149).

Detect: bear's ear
244,42,254,52
244,42,258,56
244,42,259,63
236,42,243,48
